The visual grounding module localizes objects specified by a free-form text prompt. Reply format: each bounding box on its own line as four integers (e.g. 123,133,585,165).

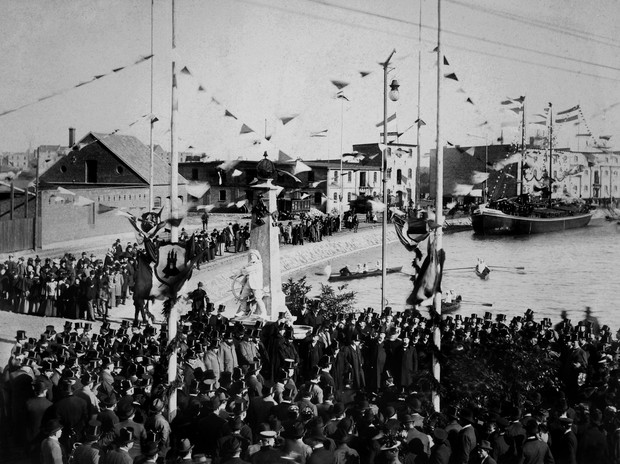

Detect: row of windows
96,193,146,202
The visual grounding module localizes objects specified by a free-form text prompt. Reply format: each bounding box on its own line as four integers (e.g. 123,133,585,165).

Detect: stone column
249,179,289,322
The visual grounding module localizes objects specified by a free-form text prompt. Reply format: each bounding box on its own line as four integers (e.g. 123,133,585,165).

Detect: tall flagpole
149,0,155,211
415,0,423,209
432,0,444,412
381,49,396,314
168,0,179,422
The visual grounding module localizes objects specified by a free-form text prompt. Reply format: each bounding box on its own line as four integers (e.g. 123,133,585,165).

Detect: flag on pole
375,113,397,127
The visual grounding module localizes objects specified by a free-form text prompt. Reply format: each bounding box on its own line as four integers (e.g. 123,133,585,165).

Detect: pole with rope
432,0,444,412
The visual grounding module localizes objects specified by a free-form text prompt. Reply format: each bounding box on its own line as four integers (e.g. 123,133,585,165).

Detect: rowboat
442,298,462,314
328,266,403,282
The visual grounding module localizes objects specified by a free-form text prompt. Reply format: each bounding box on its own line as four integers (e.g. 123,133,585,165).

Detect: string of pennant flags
0,54,153,119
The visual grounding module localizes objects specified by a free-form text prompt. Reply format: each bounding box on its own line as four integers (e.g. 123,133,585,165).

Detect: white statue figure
237,249,267,319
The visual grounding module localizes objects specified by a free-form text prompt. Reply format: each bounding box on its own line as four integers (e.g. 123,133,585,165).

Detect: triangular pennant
198,85,206,92
180,66,191,75
151,116,159,123
278,150,294,163
443,56,449,65
94,74,106,79
501,100,513,105
444,73,458,81
431,46,438,52
224,110,237,119
112,67,125,73
359,71,371,77
280,115,298,125
240,124,254,134
466,97,474,105
414,119,426,127
330,79,349,90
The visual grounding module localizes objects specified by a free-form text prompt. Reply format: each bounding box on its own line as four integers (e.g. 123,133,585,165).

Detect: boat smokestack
69,127,76,148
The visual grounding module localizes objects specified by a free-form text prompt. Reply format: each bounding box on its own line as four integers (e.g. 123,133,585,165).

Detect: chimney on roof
69,127,76,148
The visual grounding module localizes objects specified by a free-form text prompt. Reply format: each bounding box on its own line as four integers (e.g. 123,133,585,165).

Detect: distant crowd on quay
0,212,345,321
2,280,620,464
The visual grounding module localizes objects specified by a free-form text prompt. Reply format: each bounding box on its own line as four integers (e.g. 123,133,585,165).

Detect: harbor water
290,218,620,328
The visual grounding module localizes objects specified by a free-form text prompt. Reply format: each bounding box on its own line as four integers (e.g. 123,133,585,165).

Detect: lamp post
381,49,399,314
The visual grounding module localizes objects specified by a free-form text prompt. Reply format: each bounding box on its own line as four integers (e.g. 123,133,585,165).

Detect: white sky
1,0,619,160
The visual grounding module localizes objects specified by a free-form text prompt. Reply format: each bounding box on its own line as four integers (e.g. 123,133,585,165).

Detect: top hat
16,330,27,341
284,359,296,370
218,304,226,313
84,419,102,442
116,427,134,446
459,408,475,424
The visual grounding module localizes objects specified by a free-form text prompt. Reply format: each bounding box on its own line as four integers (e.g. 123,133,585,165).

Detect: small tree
282,276,312,315
318,283,357,317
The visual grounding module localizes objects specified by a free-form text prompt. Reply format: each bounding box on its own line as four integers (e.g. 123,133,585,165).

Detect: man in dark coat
521,420,555,464
365,331,386,392
552,417,577,464
48,379,89,451
577,409,608,464
398,332,418,391
454,408,477,464
195,397,230,456
26,379,53,444
429,428,451,464
341,336,365,391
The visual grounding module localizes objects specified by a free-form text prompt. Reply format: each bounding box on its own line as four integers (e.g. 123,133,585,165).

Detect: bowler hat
478,440,492,451
175,438,194,454
42,419,63,436
433,428,448,442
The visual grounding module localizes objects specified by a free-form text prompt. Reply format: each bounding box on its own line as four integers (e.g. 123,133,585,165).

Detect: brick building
39,132,187,245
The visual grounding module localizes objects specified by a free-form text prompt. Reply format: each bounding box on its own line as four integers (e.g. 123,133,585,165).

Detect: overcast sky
1,0,619,160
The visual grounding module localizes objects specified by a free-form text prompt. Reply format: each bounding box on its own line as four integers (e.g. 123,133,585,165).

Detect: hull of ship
471,210,593,235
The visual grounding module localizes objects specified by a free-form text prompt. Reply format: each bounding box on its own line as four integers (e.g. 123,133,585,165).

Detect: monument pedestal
237,179,290,323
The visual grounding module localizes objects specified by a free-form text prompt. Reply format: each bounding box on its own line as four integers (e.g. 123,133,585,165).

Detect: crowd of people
278,214,341,246
0,213,350,321
3,289,620,464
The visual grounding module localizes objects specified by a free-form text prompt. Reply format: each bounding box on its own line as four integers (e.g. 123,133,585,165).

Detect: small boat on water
328,266,403,282
476,267,490,280
442,296,462,314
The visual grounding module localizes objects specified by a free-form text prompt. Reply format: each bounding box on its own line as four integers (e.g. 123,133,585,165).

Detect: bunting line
0,54,153,119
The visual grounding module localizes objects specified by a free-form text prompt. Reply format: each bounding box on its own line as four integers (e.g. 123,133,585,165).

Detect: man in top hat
71,419,103,464
247,385,277,431
40,418,64,464
144,399,171,459
26,380,53,444
104,426,135,464
114,401,146,459
133,440,159,464
48,379,89,451
195,396,230,456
